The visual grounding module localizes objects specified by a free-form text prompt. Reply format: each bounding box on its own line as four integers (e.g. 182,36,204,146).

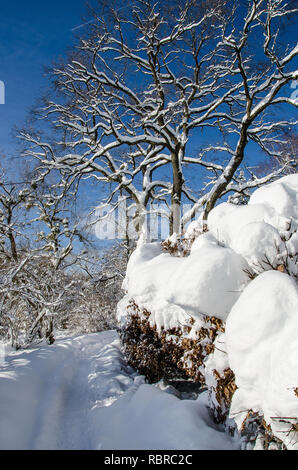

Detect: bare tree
0,164,85,346
66,242,128,333
182,0,297,222
20,0,297,237
20,0,239,235
273,129,297,173
0,166,34,262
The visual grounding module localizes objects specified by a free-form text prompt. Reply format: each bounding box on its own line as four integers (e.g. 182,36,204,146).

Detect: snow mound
249,174,298,222
208,202,288,251
121,234,248,326
231,221,285,272
207,202,277,247
165,236,248,320
226,270,298,450
206,174,298,276
208,175,297,245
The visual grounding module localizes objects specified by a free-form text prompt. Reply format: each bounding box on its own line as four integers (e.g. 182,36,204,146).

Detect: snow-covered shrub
202,333,236,424
207,174,298,278
120,235,249,325
120,300,189,383
161,225,205,257
226,270,298,450
120,299,224,383
118,174,298,449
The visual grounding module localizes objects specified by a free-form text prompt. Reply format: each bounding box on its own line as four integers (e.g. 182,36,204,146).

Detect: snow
207,175,298,253
231,221,285,272
165,238,248,321
0,331,136,450
208,202,280,248
248,174,298,222
118,174,298,449
0,331,239,450
120,173,297,329
204,175,298,278
203,332,229,390
93,385,238,450
226,271,298,450
121,233,249,327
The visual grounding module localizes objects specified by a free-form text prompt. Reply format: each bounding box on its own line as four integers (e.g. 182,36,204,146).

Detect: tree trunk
170,147,184,235
202,122,250,221
7,209,18,261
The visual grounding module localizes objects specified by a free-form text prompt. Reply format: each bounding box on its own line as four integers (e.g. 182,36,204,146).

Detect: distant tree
0,164,84,346
273,130,297,173
0,170,28,261
66,243,128,333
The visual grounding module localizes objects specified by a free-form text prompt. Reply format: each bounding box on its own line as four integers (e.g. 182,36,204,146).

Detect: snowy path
0,332,239,450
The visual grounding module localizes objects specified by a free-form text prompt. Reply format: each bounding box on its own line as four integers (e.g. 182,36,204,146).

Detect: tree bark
170,147,184,235
203,121,250,221
7,208,18,261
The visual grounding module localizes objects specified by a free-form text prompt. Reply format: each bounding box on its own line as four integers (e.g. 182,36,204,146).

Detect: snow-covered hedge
118,174,298,450
226,270,298,450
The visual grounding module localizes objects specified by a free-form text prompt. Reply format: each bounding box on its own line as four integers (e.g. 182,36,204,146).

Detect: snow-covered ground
0,331,239,450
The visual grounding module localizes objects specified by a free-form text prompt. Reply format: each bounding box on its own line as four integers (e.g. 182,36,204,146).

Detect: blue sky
0,0,90,156
0,1,296,159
